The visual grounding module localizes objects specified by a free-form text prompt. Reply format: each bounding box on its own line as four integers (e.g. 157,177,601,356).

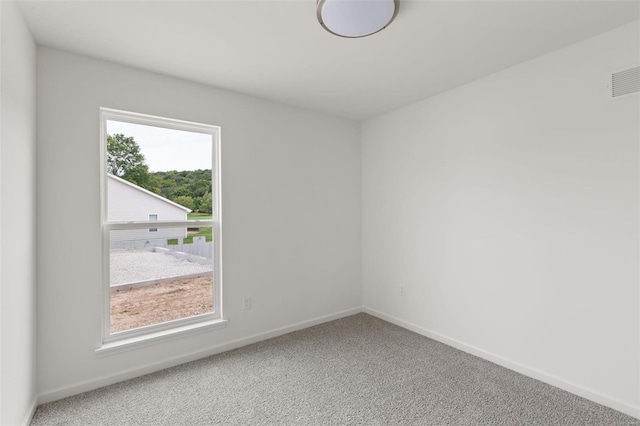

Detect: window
100,108,223,349
148,214,158,232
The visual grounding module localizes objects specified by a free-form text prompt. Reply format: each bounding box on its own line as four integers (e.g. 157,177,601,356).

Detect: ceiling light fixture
317,0,399,38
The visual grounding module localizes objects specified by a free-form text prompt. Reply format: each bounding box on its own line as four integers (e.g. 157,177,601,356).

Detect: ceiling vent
609,65,639,99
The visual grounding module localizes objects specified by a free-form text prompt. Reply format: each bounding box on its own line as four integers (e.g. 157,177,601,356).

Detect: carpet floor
31,313,639,425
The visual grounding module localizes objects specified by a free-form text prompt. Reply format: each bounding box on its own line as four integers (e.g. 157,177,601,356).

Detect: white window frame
98,108,224,352
148,214,158,232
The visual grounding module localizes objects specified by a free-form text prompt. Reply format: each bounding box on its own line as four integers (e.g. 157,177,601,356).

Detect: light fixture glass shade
317,0,399,38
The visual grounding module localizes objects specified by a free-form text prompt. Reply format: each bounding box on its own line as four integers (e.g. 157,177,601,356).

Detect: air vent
610,66,639,99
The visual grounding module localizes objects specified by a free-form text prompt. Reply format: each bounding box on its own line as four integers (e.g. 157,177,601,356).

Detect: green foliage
107,134,157,192
173,195,195,211
151,170,212,212
199,192,213,214
107,133,213,208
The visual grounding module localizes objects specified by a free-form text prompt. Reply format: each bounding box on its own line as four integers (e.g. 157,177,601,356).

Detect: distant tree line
150,170,212,213
107,133,213,213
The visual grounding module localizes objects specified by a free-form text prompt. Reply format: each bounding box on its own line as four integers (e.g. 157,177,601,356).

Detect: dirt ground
110,276,213,333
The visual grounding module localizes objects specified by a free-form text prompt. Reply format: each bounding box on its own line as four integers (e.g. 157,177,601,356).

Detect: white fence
110,236,213,259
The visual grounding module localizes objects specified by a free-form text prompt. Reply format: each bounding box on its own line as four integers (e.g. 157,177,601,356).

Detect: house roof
108,174,192,213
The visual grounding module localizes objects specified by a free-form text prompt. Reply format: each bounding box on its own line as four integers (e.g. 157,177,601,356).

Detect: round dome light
317,0,399,38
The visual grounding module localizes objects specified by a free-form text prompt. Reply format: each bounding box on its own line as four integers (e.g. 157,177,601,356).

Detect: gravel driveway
110,249,213,286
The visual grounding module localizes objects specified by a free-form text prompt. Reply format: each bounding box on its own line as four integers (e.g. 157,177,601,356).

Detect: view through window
102,109,221,340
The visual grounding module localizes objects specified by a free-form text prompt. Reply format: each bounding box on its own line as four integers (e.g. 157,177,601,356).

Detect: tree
107,133,154,191
173,195,195,211
193,196,203,212
200,192,213,214
190,178,211,198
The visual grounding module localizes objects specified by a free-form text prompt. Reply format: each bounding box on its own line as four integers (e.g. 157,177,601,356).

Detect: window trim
99,108,223,349
148,213,158,232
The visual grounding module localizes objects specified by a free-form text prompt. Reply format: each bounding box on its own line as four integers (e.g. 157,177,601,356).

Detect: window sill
95,318,228,357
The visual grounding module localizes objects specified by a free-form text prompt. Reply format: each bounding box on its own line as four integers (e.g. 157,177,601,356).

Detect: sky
107,120,212,172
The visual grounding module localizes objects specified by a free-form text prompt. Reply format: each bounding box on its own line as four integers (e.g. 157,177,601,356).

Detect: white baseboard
21,396,38,426
363,306,640,420
38,306,363,405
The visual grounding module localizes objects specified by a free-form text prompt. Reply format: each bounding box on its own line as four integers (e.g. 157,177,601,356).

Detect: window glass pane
109,227,214,333
148,214,158,232
102,110,220,343
106,120,213,222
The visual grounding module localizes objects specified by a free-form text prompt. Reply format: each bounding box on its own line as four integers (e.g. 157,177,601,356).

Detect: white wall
362,22,639,416
0,2,38,424
36,47,361,399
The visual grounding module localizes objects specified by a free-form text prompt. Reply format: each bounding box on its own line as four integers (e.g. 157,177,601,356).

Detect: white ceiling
17,1,640,121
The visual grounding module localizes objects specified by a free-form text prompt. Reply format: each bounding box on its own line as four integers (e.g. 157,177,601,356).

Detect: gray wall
36,47,362,399
0,1,37,424
362,22,639,415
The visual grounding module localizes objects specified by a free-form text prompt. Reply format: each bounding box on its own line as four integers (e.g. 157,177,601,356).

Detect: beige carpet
31,313,639,425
